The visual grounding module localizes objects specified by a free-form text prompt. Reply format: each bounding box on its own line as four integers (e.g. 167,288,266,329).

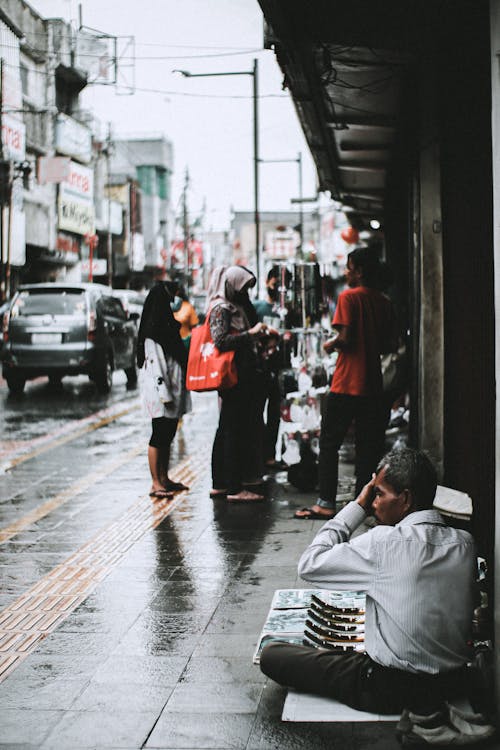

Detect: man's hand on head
357,474,377,514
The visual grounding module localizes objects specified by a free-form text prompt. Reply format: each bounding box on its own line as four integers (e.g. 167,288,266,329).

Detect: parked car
1,283,138,394
112,289,146,326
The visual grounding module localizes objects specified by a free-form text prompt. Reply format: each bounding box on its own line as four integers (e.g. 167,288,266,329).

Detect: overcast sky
29,0,318,229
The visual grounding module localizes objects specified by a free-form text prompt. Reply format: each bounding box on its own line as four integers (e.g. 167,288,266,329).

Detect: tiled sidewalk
0,394,402,749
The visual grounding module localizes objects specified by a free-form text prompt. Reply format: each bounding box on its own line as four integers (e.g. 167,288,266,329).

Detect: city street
0,374,400,750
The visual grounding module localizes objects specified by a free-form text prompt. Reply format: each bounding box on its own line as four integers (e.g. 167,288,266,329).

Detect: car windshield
13,290,87,317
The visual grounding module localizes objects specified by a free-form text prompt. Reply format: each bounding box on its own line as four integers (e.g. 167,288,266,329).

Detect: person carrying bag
207,265,270,503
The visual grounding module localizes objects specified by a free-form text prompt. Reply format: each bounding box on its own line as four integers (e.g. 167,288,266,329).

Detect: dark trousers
260,642,467,715
319,392,386,504
211,376,263,492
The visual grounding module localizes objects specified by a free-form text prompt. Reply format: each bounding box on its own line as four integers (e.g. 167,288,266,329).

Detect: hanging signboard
55,114,92,164
58,161,95,236
2,114,26,161
38,156,71,185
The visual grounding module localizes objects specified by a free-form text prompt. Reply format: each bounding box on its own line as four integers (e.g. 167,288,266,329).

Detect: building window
20,63,29,97
136,165,154,196
156,168,170,200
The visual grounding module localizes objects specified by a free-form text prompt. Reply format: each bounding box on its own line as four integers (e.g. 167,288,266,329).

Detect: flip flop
164,480,189,492
294,507,335,520
149,489,175,500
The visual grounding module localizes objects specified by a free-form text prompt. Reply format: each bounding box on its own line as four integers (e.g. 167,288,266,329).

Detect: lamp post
173,60,260,286
259,152,303,259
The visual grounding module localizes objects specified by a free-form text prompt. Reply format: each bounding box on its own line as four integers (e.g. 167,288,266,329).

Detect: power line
0,39,265,61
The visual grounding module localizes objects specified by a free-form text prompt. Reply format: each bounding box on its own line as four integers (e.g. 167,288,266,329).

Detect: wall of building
438,4,495,563
489,0,500,696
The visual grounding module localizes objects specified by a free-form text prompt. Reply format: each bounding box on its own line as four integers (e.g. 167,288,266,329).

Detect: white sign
101,198,123,235
38,156,71,185
75,30,114,84
9,178,26,266
2,114,26,161
264,227,299,259
55,114,92,164
58,161,95,236
81,259,107,276
130,232,145,271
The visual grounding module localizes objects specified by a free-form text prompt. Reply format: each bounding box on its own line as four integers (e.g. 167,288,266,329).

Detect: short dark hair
377,448,438,510
347,247,379,286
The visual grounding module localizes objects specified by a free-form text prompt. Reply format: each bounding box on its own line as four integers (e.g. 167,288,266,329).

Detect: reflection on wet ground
0,388,400,749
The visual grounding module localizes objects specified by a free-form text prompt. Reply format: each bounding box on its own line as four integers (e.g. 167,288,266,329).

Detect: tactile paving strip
0,451,202,683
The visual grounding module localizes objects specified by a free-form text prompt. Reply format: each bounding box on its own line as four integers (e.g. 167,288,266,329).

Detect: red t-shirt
331,286,393,397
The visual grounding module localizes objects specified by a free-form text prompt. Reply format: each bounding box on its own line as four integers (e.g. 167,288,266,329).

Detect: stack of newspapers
253,589,366,664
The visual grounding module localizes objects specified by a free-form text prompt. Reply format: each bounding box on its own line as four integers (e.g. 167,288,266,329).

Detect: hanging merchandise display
259,260,345,492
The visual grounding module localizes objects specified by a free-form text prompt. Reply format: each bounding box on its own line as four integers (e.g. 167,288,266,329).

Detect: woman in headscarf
137,282,190,500
205,265,227,312
209,265,269,502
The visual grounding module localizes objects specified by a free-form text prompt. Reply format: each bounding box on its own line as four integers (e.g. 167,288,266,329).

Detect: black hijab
137,282,187,368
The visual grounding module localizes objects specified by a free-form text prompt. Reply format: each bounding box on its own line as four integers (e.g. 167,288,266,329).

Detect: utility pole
182,167,190,292
105,122,113,287
297,151,303,260
253,58,260,287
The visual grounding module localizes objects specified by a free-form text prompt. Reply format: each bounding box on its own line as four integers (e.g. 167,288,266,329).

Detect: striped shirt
298,502,476,674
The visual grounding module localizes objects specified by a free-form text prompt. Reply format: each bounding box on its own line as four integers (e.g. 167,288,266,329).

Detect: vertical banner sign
9,178,26,266
58,161,95,236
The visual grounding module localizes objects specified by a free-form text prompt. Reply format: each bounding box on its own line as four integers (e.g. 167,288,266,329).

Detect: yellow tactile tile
0,449,206,683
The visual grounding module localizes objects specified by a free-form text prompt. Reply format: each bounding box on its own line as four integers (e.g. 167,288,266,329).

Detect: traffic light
0,160,12,206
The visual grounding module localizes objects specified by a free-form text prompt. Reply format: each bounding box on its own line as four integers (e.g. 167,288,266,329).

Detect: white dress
140,338,190,419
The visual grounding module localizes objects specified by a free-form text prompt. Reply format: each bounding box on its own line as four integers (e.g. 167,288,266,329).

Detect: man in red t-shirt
295,247,396,519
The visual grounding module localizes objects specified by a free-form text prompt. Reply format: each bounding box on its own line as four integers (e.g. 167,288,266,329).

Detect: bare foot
293,505,335,520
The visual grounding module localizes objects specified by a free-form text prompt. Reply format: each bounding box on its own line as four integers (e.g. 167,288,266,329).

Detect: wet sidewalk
0,392,400,749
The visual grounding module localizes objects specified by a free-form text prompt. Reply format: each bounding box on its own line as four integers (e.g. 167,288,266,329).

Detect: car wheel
6,375,26,394
124,359,138,389
95,353,113,394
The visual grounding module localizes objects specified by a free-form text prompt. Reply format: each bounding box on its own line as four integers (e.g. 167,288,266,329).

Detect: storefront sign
58,161,95,236
56,232,81,257
2,114,26,161
81,258,107,276
55,114,92,164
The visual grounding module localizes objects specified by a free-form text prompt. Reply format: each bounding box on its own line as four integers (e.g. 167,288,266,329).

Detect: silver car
1,283,138,394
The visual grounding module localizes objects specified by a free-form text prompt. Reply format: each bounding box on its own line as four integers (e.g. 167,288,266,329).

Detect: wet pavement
0,374,403,749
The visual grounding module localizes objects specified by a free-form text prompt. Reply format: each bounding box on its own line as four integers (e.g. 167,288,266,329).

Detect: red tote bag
186,317,238,392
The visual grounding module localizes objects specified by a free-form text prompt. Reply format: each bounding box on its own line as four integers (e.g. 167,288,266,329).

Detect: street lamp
259,152,303,259
172,60,260,286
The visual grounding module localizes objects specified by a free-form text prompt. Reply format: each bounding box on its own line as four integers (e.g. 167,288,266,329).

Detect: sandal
227,490,265,503
149,489,175,500
294,506,335,520
163,480,189,492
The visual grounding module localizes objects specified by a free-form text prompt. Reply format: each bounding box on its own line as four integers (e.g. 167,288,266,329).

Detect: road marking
0,448,205,683
0,442,147,544
0,398,141,473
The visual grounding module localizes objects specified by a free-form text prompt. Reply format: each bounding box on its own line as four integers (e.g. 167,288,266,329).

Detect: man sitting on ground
261,448,493,745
